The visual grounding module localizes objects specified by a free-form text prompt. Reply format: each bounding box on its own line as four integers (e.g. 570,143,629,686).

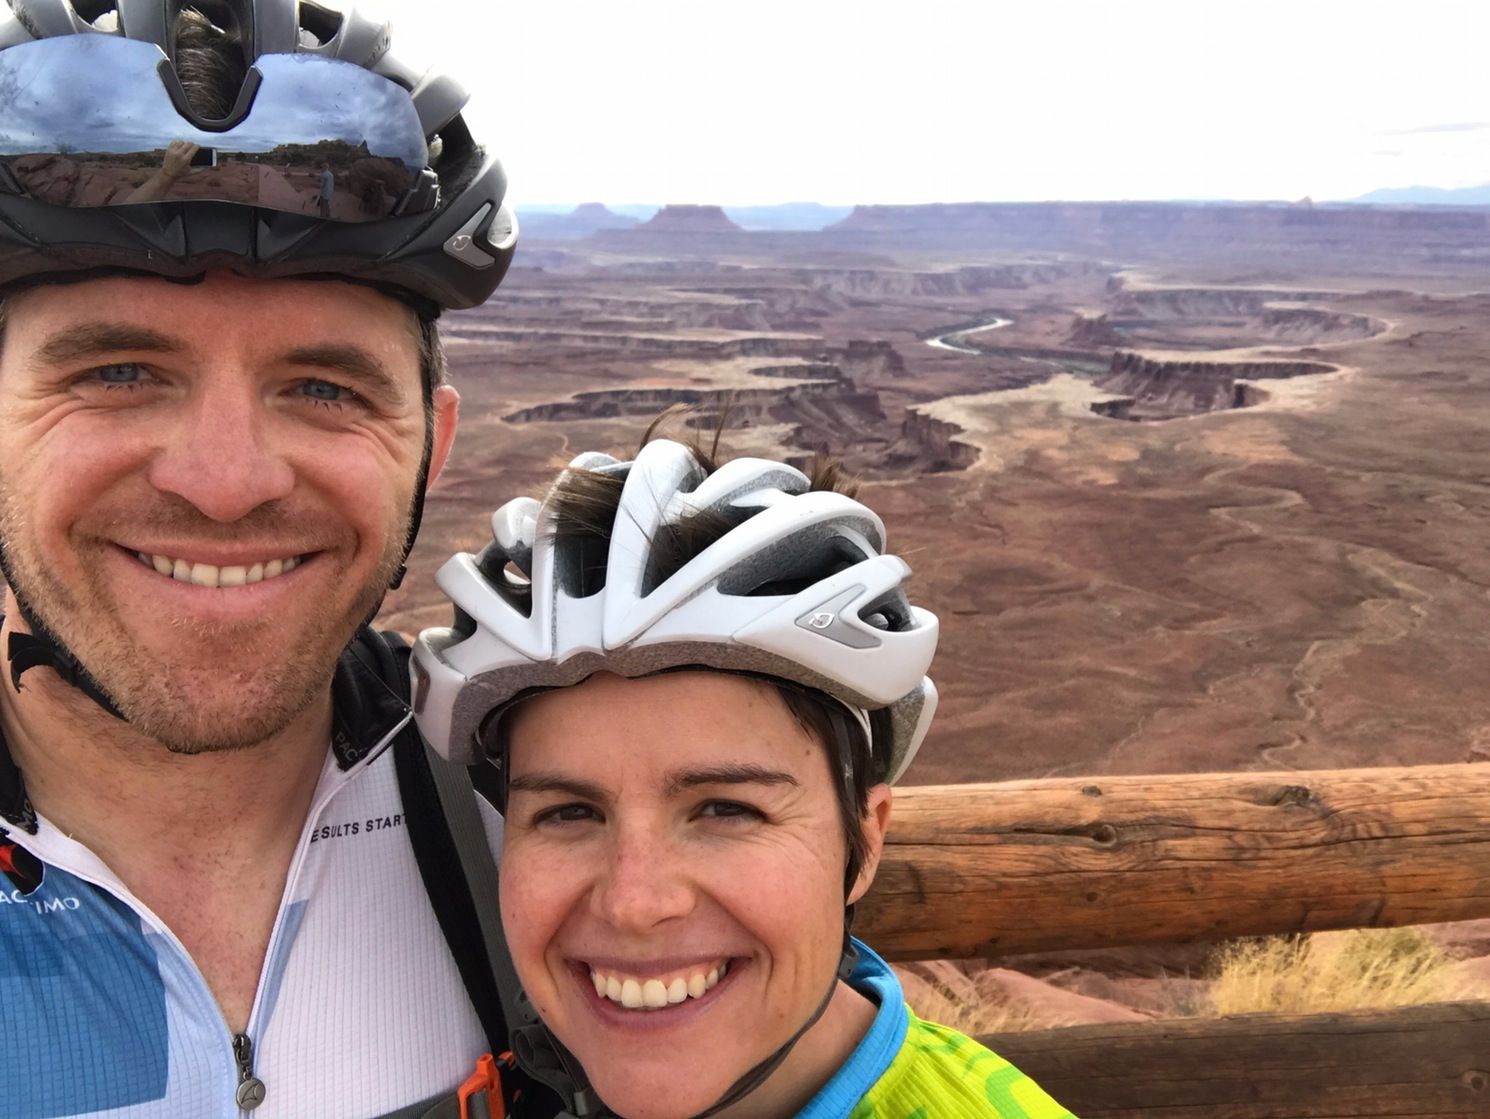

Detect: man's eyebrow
666,764,800,796
506,773,610,802
280,344,409,406
34,323,182,367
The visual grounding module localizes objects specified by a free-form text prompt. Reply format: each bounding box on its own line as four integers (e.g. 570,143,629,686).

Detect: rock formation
1065,313,1126,347
1093,351,1336,420
897,410,979,471
520,202,639,240
639,204,744,233
826,201,1490,264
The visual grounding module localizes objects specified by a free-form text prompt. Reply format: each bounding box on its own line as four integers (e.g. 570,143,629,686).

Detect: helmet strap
388,332,442,594
2,582,125,721
519,903,862,1119
0,535,125,718
685,927,859,1119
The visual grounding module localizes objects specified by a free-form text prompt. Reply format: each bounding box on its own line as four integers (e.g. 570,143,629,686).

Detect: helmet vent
475,541,533,617
73,1,119,28
718,531,874,598
555,533,610,599
297,0,343,47
641,505,753,597
857,591,914,633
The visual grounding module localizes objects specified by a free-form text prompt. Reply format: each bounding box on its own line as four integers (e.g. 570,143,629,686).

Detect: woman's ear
847,783,893,906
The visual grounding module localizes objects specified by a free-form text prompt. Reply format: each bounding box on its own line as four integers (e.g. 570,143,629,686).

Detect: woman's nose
590,832,696,932
145,380,296,522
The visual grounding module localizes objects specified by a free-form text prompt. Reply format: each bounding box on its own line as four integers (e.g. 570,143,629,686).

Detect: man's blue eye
97,364,142,384
302,380,344,401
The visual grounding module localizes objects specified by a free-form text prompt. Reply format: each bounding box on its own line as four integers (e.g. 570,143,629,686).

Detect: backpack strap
411,710,535,1047
346,630,524,1115
353,627,590,1118
347,627,513,1055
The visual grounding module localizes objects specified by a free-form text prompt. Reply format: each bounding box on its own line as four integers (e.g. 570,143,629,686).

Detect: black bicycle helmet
0,0,516,309
0,0,516,718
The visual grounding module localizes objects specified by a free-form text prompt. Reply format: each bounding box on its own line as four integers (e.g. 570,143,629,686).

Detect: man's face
0,272,457,752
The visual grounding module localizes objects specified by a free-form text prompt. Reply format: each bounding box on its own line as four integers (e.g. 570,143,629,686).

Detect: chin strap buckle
7,630,126,720
458,1052,513,1119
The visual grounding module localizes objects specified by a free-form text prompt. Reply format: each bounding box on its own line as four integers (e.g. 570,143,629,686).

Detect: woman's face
499,671,888,1119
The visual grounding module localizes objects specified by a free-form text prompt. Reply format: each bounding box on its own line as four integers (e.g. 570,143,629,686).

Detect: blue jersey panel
0,865,169,1119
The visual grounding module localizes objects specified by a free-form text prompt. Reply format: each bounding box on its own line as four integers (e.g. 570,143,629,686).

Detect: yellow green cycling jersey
848,1012,1074,1118
796,941,1076,1118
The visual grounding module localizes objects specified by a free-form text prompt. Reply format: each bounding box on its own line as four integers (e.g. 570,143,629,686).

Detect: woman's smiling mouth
587,961,731,1010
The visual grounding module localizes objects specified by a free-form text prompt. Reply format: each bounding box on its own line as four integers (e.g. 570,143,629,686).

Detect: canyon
371,200,1490,1026
383,201,1490,793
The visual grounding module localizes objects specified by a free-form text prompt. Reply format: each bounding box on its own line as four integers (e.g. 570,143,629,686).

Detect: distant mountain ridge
518,203,640,240
640,205,742,232
519,202,850,236
1350,184,1490,206
723,203,853,231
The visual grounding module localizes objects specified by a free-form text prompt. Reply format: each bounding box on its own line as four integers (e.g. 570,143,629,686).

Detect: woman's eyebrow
666,765,800,795
506,773,608,801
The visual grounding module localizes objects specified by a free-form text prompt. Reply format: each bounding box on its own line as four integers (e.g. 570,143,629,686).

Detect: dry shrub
1208,926,1480,1016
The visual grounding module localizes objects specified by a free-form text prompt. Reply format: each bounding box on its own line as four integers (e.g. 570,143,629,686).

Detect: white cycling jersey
0,646,501,1119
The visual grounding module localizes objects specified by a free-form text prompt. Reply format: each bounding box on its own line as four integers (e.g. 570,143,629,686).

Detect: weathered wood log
982,1002,1490,1118
857,763,1490,959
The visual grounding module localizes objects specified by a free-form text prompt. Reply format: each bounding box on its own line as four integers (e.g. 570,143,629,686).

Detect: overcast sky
369,0,1490,207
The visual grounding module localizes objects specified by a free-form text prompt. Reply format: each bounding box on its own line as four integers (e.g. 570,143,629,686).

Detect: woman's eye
535,803,598,826
698,801,762,822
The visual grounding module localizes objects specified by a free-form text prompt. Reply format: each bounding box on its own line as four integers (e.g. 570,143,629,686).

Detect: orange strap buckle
458,1052,508,1119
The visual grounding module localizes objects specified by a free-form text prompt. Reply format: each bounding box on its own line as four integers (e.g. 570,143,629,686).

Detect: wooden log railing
857,763,1490,960
984,1001,1490,1118
851,763,1490,1118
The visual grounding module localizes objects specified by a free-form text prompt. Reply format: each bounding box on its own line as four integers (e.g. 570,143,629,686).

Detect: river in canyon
924,315,1011,353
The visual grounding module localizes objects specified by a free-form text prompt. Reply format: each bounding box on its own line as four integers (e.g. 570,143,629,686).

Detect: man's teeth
136,552,302,588
590,963,728,1010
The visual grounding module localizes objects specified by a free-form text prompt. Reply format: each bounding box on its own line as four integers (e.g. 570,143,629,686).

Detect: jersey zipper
233,710,414,1116
20,713,412,1117
233,1033,267,1111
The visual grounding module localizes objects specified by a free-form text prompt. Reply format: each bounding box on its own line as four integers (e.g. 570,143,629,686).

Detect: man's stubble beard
0,479,406,756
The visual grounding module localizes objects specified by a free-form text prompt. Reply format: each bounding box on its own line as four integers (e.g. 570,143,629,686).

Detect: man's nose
145,381,296,522
590,830,696,932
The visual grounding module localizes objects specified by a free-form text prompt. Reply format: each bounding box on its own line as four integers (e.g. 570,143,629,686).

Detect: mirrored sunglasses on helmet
0,34,435,223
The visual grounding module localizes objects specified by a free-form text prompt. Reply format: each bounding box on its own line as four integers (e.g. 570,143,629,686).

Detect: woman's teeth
135,552,302,588
589,963,728,1010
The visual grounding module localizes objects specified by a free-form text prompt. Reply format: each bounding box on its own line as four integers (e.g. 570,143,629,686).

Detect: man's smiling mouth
588,961,730,1010
131,550,306,588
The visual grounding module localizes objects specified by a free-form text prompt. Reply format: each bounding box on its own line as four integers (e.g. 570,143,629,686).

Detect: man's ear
425,383,460,486
847,783,893,906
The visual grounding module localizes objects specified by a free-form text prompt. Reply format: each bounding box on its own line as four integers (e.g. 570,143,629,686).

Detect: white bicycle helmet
412,439,939,784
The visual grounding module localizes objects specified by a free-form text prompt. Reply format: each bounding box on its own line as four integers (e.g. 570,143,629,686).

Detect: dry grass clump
1208,926,1478,1016
890,927,1485,1035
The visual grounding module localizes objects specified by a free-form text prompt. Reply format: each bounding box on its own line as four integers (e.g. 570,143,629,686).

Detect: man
318,161,335,218
0,2,518,1116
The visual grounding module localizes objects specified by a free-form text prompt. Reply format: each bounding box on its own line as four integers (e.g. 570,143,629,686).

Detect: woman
414,438,1075,1118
